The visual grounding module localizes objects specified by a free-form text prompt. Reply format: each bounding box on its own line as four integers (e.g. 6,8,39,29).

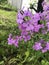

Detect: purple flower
42,1,46,7
33,13,40,22
42,48,47,53
8,38,14,45
46,22,49,31
14,40,19,47
24,10,33,18
42,29,47,34
26,24,34,31
33,40,49,53
17,10,33,24
17,19,23,24
39,39,44,43
21,31,28,36
40,11,49,22
42,42,49,53
42,1,49,11
46,42,49,50
43,4,49,11
33,42,42,50
34,25,41,32
17,10,25,24
23,35,31,42
19,36,23,41
8,34,19,47
8,34,13,45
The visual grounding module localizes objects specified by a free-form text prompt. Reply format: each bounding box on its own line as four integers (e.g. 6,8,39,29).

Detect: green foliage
0,0,7,4
0,0,17,12
41,60,49,65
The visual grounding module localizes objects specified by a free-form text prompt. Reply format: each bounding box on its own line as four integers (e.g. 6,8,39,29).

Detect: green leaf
25,51,30,58
0,61,4,65
45,61,49,65
27,56,36,62
41,60,45,65
41,60,49,65
21,51,30,63
8,58,17,65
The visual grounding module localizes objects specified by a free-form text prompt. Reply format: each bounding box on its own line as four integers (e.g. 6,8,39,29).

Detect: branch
30,5,37,12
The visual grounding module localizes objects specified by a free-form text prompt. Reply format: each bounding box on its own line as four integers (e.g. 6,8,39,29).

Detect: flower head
33,39,49,53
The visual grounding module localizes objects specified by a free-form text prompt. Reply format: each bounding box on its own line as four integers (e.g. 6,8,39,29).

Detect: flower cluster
33,39,49,53
8,1,49,53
